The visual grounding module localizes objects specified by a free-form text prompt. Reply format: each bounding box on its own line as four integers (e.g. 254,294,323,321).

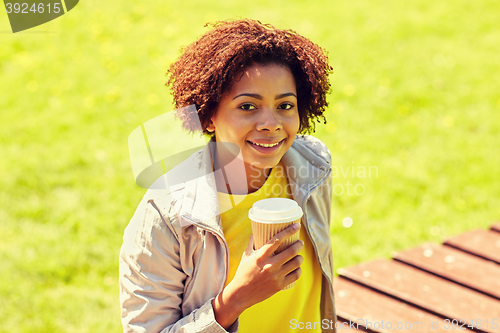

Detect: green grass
1,0,499,331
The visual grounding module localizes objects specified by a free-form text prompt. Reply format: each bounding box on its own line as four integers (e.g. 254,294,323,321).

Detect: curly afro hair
165,19,333,135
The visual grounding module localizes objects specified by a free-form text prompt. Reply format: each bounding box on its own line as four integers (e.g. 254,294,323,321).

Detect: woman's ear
206,119,215,132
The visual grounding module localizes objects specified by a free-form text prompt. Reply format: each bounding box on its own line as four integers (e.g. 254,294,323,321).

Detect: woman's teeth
251,141,281,148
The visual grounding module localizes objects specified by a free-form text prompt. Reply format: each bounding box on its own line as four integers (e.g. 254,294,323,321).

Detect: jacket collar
281,137,330,207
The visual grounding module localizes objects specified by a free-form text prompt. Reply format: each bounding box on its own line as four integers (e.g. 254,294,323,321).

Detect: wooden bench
334,223,500,332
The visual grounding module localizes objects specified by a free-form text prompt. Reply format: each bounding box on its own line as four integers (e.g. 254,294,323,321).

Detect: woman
120,19,336,333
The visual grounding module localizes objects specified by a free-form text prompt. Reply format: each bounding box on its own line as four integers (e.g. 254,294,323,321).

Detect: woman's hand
212,223,304,329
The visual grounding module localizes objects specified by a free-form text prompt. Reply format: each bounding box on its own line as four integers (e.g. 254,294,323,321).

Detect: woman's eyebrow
275,92,297,100
233,93,262,100
232,92,297,100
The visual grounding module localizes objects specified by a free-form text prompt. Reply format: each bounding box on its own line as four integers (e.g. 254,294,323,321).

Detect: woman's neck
213,150,270,195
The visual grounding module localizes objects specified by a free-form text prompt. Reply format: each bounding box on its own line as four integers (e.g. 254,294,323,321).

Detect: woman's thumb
244,234,255,255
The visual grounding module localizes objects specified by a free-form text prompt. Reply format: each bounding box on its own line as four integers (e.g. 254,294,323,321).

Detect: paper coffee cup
248,198,303,289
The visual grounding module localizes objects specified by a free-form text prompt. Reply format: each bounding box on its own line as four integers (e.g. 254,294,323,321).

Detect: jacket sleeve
119,199,238,333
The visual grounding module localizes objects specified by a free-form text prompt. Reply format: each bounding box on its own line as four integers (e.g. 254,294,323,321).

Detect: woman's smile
247,138,285,153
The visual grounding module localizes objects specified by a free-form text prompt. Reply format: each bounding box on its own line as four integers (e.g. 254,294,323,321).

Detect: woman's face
208,63,300,173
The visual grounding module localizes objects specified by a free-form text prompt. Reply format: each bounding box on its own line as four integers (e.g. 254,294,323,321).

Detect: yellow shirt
218,162,322,332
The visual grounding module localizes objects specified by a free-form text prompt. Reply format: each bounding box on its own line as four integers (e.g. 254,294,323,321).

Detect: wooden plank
335,319,366,331
337,259,500,333
491,222,500,234
444,229,500,264
393,243,500,300
334,278,471,332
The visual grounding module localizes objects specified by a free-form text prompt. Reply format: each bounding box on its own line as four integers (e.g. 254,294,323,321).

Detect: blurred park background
1,0,499,331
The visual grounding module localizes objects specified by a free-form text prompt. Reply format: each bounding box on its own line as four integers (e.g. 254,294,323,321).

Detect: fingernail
293,223,300,230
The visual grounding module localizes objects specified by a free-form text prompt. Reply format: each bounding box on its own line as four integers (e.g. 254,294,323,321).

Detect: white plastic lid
248,198,303,223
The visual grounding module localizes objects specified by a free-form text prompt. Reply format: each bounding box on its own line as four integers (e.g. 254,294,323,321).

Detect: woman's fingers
284,267,303,286
272,239,304,266
281,254,304,275
259,223,301,256
226,226,305,309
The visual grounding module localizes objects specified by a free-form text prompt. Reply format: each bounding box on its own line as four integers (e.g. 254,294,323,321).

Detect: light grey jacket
119,135,337,333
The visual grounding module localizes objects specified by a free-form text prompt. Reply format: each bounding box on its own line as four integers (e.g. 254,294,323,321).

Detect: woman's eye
279,103,294,110
239,103,256,111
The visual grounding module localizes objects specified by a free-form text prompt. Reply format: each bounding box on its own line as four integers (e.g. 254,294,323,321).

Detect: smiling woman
119,19,336,333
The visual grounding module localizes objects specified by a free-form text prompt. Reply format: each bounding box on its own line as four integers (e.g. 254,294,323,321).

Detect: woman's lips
247,139,285,153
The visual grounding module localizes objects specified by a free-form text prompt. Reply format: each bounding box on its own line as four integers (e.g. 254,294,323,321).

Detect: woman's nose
256,108,282,132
